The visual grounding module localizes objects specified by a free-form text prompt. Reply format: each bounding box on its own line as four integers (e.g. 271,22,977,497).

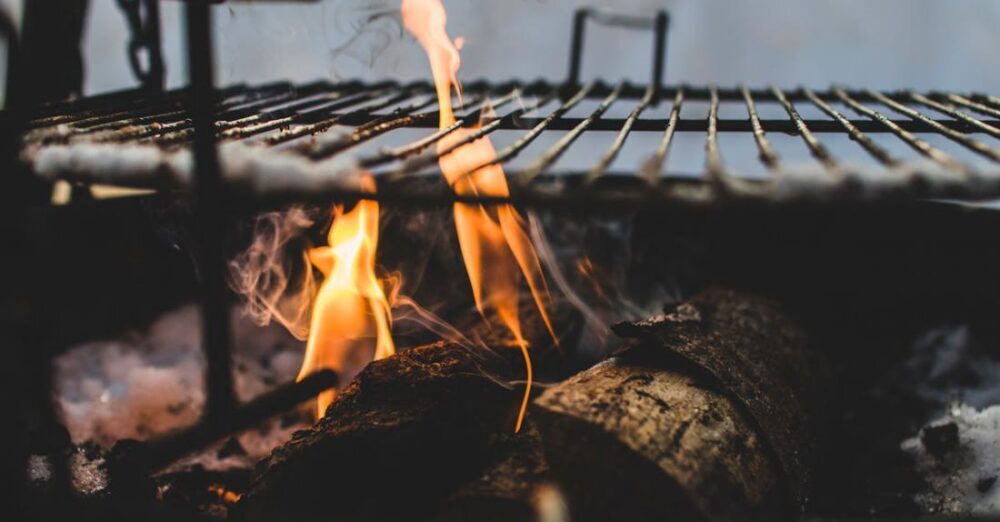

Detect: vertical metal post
651,12,669,104
184,1,235,422
567,9,588,90
565,8,670,103
142,0,165,90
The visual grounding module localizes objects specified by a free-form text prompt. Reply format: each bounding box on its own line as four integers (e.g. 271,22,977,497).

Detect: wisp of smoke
228,206,318,340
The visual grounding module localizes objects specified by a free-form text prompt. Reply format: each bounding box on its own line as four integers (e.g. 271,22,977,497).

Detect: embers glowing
402,0,556,432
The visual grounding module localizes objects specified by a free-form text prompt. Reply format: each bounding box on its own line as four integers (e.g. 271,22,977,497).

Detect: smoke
228,206,319,341
329,1,404,70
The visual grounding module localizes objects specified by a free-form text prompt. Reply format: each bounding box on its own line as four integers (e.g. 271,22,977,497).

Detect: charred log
235,341,531,522
533,288,829,521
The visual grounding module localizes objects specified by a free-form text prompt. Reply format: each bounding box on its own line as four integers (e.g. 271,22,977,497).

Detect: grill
6,4,1000,518
14,9,1000,210
20,80,1000,207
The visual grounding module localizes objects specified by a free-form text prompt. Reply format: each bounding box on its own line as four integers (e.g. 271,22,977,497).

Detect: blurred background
1,0,998,97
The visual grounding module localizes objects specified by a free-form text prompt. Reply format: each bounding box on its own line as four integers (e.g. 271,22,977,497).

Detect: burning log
533,288,829,521
235,340,533,522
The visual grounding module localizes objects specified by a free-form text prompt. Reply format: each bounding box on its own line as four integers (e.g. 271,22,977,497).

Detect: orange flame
402,0,556,432
297,175,395,418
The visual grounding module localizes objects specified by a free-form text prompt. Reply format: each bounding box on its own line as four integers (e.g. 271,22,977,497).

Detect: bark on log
533,288,829,521
234,341,530,522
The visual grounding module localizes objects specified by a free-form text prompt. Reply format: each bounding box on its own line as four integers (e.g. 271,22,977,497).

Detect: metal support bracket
567,7,669,103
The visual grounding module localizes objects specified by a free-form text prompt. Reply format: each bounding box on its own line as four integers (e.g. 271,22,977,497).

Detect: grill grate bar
906,91,1000,141
303,92,477,161
834,86,969,175
265,85,429,147
213,88,393,143
741,86,780,173
641,87,683,184
585,85,655,183
361,89,521,169
519,82,625,185
802,87,898,167
75,86,314,144
386,91,556,181
772,86,839,172
939,93,1000,120
705,85,728,186
461,82,595,179
866,89,1000,164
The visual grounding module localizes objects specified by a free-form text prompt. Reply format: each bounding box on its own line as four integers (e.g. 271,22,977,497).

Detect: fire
297,175,395,418
402,0,557,432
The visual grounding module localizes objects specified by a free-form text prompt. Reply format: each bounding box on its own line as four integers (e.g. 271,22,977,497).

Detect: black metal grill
17,79,1000,208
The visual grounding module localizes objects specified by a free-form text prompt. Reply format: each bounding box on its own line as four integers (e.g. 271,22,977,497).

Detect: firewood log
234,340,529,522
533,288,829,521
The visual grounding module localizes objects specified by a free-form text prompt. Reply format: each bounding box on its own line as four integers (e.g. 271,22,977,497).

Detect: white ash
55,304,309,467
895,326,1000,516
902,404,1000,516
27,455,53,484
69,447,109,497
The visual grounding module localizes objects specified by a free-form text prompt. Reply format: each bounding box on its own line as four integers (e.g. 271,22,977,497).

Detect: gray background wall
3,0,999,96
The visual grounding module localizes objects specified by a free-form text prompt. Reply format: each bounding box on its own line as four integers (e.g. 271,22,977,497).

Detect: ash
55,304,309,468
902,404,1000,516
896,326,1000,516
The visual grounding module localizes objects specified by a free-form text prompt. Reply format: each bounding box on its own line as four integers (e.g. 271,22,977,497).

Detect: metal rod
360,89,520,169
867,89,1000,163
937,92,1000,120
386,90,554,181
185,0,236,423
771,85,838,172
906,91,1000,141
585,85,654,183
641,87,683,184
741,86,780,173
297,92,447,159
834,87,969,175
463,82,594,177
519,82,624,185
802,86,898,167
114,370,338,473
266,85,428,146
705,85,727,185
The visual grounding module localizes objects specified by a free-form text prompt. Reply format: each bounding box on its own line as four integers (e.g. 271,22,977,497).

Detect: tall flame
402,0,556,432
298,175,395,418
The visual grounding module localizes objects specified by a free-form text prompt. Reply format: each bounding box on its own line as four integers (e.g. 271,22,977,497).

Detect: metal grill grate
17,79,1000,207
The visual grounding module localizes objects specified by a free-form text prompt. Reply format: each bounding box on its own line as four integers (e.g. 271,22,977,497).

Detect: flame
297,175,395,418
402,0,556,432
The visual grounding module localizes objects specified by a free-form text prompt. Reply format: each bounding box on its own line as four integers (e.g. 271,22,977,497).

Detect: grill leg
184,1,236,422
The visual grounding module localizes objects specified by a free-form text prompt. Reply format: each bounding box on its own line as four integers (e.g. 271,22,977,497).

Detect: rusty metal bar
741,86,780,173
519,82,624,185
705,85,727,185
834,87,969,175
641,87,683,184
906,91,1000,141
585,85,655,183
359,88,522,169
772,86,838,172
867,89,1000,164
385,91,556,181
454,82,595,179
802,87,898,167
938,92,1000,120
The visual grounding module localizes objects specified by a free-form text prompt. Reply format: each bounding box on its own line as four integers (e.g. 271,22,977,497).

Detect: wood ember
235,341,532,522
534,288,829,520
